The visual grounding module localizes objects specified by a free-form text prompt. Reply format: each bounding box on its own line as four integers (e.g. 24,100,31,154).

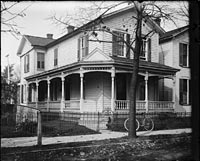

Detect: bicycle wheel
143,118,154,131
124,118,140,131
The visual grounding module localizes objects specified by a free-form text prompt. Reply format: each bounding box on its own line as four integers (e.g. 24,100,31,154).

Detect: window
140,37,151,61
54,48,58,66
24,54,29,73
77,34,89,60
113,31,125,57
112,31,131,57
179,43,188,67
37,52,45,70
179,79,190,105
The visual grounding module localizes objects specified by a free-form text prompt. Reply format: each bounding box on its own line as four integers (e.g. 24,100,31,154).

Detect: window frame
179,78,190,105
179,42,189,67
112,30,130,58
37,52,45,71
24,54,30,73
78,33,89,60
54,48,58,67
140,36,151,61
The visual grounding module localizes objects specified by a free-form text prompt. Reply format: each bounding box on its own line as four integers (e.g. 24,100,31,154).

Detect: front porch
22,58,179,113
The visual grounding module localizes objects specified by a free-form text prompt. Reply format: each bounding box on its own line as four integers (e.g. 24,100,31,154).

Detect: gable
17,36,33,56
83,48,112,61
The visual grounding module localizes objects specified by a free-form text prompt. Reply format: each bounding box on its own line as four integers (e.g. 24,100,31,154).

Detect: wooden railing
148,101,174,112
49,101,61,112
115,100,174,112
64,100,80,110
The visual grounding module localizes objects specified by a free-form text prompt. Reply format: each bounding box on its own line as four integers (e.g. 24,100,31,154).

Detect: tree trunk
128,2,142,138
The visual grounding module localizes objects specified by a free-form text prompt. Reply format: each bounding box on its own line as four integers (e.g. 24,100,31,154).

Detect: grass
1,119,100,138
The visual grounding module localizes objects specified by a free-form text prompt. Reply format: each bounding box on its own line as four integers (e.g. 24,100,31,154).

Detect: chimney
47,33,53,39
67,25,75,33
154,18,161,26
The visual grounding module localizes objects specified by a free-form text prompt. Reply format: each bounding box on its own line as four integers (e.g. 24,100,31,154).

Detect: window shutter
77,38,80,61
112,31,117,56
27,55,29,72
24,56,26,73
147,38,151,62
54,48,58,66
85,34,89,57
126,34,130,58
179,43,183,66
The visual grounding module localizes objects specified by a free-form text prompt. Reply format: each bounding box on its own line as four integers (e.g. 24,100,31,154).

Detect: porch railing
115,100,174,112
49,101,61,112
64,100,80,110
148,101,174,112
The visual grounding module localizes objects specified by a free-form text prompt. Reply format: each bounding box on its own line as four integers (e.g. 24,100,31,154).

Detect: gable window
179,43,188,67
54,48,58,66
179,79,190,105
112,31,130,57
24,54,29,73
77,34,89,60
140,37,151,61
37,52,45,70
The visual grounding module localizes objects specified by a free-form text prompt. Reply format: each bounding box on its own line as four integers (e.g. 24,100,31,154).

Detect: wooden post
61,76,65,112
47,79,50,112
111,67,115,111
145,72,149,113
172,76,176,109
80,72,84,112
37,111,42,146
36,81,39,109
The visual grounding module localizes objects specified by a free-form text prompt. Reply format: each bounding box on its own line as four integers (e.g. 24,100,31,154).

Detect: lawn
1,120,100,138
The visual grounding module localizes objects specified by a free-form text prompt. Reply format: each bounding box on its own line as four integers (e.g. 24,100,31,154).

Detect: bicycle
124,113,154,131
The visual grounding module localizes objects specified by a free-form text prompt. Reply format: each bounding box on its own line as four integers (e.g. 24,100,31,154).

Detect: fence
1,107,191,146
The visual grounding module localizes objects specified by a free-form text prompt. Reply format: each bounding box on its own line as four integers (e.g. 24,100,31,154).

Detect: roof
110,56,179,74
46,5,165,48
159,25,189,43
25,57,178,81
24,35,55,47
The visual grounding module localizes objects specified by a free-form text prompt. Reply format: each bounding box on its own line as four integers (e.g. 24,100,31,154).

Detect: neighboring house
17,6,179,114
159,25,190,113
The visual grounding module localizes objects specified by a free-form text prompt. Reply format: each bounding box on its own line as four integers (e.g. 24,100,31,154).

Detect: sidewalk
1,128,191,148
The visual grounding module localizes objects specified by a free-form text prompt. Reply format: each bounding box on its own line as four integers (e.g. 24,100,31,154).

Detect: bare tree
1,1,31,38
49,1,185,138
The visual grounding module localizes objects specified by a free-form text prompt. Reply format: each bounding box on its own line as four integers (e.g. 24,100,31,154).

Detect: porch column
19,84,22,104
61,76,65,112
145,72,149,113
111,67,115,111
36,81,39,109
26,83,29,104
80,72,84,112
47,79,50,112
172,76,176,109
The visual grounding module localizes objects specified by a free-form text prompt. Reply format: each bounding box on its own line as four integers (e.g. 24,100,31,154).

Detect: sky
1,1,188,72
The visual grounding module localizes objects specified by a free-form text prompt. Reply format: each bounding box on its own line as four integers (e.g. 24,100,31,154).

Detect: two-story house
159,25,190,113
17,6,179,114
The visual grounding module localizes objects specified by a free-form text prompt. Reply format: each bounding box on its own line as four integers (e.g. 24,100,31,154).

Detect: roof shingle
25,35,55,47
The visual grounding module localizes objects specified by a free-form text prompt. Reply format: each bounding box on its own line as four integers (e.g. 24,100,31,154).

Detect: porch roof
25,57,179,81
110,56,179,75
